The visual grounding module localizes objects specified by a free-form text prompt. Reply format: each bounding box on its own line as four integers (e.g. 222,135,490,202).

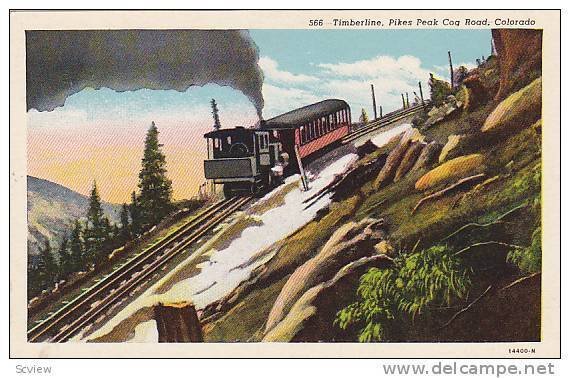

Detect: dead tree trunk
154,301,203,342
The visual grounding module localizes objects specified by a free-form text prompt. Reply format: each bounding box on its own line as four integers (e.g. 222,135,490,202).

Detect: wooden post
370,84,377,120
401,93,406,109
379,105,383,118
405,92,410,108
418,81,425,105
294,145,309,191
154,301,203,342
448,51,454,89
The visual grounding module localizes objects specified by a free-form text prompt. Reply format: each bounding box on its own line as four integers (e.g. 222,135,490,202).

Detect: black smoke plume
26,30,264,117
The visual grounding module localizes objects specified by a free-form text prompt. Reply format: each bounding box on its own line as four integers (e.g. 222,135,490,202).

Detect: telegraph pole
379,105,383,118
370,84,378,120
405,92,410,108
448,51,454,89
401,93,406,109
418,81,425,105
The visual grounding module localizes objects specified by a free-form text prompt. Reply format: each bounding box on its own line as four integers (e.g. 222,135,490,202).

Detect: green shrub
429,75,452,107
507,226,541,274
336,245,471,342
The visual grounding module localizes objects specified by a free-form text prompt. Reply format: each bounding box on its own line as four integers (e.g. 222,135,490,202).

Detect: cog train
203,99,351,197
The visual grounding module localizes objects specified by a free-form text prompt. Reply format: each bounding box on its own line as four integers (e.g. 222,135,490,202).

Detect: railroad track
27,196,252,343
342,103,428,144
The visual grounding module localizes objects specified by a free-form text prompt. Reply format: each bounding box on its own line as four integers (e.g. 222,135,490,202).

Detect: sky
27,29,492,203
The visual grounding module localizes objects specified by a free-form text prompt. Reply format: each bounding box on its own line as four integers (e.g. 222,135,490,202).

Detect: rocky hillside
199,29,543,343
27,176,121,257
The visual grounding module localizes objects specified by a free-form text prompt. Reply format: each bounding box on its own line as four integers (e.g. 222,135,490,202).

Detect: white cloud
261,83,320,119
259,56,318,84
315,55,431,117
318,55,430,81
260,54,432,121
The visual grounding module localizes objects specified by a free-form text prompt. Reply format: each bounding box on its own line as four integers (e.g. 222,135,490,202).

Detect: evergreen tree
27,260,43,298
119,203,131,242
129,191,142,237
84,181,108,266
37,239,57,285
359,108,369,124
428,73,452,106
138,122,173,228
210,99,221,130
57,236,73,279
69,220,84,272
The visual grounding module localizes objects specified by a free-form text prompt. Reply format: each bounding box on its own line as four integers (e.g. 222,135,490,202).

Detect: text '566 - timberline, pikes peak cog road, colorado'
330,18,537,27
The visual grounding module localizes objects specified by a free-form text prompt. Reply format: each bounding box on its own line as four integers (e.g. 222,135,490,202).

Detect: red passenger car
261,99,351,165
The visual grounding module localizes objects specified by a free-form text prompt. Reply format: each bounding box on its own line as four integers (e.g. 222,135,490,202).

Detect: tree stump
154,301,203,342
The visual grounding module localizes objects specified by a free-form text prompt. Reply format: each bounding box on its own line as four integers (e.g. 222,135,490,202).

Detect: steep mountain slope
27,176,121,257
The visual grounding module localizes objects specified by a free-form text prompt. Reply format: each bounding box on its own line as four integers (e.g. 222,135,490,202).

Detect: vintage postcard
9,9,560,358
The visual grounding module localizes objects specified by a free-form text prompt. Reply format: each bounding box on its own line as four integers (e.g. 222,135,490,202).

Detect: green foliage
129,191,143,236
57,236,73,278
83,181,111,266
507,226,541,274
119,203,131,242
37,239,58,285
69,220,84,272
138,121,173,228
428,74,452,107
336,245,471,342
210,98,221,130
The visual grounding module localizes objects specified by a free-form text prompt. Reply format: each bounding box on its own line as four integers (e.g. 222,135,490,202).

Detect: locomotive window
213,138,219,149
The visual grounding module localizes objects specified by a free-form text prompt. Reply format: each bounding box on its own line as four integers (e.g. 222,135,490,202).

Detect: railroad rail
342,103,428,144
27,196,252,343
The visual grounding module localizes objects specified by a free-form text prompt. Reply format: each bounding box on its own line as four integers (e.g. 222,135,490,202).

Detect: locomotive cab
204,127,286,197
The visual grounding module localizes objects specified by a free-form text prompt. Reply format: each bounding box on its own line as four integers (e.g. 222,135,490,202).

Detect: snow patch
85,153,357,342
368,123,411,148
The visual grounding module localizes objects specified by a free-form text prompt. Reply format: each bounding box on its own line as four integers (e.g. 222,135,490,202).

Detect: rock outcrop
374,128,423,188
415,154,485,191
462,74,488,110
439,134,464,163
482,77,542,135
262,254,392,342
492,29,542,101
264,218,387,335
394,141,425,181
410,141,442,173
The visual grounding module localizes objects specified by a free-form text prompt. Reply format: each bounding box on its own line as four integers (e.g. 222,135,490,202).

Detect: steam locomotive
203,99,351,197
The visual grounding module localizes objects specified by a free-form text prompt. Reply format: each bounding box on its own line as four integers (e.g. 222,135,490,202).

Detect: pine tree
359,108,369,124
37,239,57,285
129,191,142,237
119,203,131,242
138,122,173,228
70,220,84,272
84,181,109,266
57,236,73,279
27,259,43,298
210,99,221,130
